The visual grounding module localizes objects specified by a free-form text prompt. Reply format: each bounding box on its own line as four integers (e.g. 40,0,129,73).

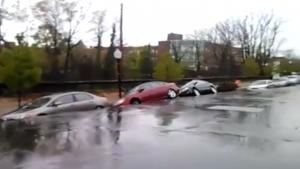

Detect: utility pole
120,3,123,53
117,3,123,98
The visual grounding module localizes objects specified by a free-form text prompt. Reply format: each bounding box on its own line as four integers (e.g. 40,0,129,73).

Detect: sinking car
115,81,179,106
247,80,272,90
1,92,108,121
285,75,300,85
268,77,290,88
179,80,217,97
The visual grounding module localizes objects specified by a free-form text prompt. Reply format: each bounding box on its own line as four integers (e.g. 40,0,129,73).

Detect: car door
264,80,272,88
47,94,77,114
138,83,156,102
195,82,210,93
256,80,267,88
73,93,95,111
150,82,168,99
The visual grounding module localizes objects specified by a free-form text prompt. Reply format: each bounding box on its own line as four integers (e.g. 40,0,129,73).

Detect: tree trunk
95,37,102,79
64,38,72,73
17,90,22,109
52,29,60,76
259,65,265,75
195,45,201,73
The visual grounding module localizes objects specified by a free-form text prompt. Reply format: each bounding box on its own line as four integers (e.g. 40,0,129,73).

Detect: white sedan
247,80,272,90
285,75,300,85
269,77,290,88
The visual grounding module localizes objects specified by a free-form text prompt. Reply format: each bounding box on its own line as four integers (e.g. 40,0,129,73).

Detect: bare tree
103,23,116,80
198,28,220,73
89,10,106,73
191,13,283,76
187,31,205,72
193,20,241,76
0,0,26,46
32,0,66,76
215,20,238,75
0,0,9,45
170,41,187,63
33,0,65,47
63,0,86,72
234,13,283,74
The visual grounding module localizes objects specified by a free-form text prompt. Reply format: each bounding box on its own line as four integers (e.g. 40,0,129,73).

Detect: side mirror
52,101,63,107
138,88,144,93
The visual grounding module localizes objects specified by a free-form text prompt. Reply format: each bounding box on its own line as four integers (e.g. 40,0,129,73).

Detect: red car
115,81,179,106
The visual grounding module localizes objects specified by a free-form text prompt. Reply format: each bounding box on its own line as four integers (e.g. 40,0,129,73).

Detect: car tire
193,88,201,96
96,105,104,109
167,89,177,99
211,87,217,94
130,98,141,105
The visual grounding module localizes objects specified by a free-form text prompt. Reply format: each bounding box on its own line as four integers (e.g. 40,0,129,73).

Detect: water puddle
207,105,263,113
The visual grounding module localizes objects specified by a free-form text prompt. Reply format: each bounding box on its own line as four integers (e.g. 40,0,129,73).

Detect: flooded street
1,86,300,169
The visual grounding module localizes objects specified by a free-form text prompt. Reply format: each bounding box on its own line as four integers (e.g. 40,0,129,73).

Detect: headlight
16,114,26,119
181,87,189,92
1,116,8,121
115,99,125,106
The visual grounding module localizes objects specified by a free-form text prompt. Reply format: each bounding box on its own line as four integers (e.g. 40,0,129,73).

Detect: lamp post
114,48,122,98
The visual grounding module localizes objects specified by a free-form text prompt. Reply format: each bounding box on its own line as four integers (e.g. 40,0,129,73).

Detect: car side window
149,82,164,89
54,95,75,105
75,94,93,101
145,83,154,89
139,83,151,91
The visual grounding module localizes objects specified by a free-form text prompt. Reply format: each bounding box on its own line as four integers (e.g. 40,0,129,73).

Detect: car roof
189,80,212,84
254,80,268,82
137,81,167,86
286,75,298,77
143,81,166,84
43,91,92,99
182,80,212,88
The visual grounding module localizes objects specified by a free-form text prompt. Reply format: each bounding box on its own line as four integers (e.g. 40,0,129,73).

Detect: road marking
207,105,263,113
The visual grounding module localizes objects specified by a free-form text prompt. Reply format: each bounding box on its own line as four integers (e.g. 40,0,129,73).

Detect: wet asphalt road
1,86,300,169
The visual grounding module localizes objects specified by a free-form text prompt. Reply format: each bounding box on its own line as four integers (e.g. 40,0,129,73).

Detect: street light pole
117,58,122,98
114,49,122,98
120,3,123,53
118,3,124,98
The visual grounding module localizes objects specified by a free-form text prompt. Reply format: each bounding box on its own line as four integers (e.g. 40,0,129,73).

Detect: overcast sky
3,0,300,55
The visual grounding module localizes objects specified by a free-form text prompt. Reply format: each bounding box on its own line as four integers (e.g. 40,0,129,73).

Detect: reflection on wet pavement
0,86,300,169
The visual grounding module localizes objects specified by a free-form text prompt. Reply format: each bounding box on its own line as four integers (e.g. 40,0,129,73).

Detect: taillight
168,82,176,86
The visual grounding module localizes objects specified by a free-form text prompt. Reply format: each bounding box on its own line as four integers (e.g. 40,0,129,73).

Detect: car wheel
211,87,217,94
167,89,177,99
130,98,141,105
193,88,201,96
96,105,104,109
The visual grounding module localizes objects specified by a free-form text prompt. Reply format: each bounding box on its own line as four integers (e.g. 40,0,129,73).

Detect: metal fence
0,76,271,95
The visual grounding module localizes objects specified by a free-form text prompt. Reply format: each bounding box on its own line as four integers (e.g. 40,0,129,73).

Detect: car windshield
273,78,285,82
126,82,166,95
182,80,209,89
251,80,267,85
126,84,145,95
21,97,51,110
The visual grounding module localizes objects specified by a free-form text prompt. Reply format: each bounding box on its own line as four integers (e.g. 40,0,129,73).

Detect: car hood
1,108,42,121
247,85,268,90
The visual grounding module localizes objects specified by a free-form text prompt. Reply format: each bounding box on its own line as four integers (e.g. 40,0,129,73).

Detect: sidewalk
0,98,18,115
